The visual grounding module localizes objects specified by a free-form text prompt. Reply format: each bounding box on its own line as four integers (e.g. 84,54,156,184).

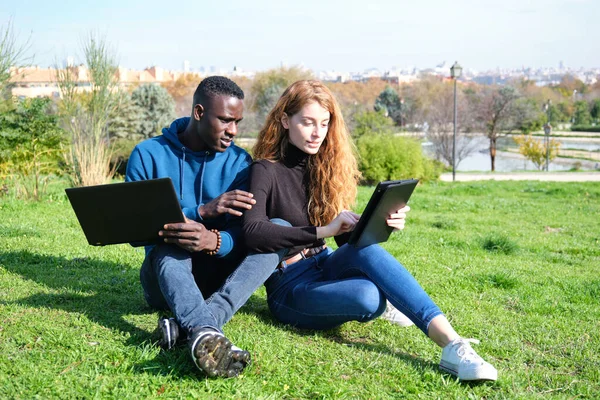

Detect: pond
424,136,599,172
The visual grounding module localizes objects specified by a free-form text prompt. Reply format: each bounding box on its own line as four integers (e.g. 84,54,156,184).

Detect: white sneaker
440,338,498,381
381,301,414,327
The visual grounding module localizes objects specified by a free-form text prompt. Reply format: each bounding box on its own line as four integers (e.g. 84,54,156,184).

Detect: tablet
347,179,419,247
65,178,185,246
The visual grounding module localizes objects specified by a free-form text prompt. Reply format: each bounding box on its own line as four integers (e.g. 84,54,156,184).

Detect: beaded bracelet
204,229,221,256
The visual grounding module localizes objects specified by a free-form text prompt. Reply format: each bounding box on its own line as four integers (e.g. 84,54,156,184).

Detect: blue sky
2,0,598,72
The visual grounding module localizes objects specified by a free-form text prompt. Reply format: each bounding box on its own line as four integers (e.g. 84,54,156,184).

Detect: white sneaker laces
454,338,483,364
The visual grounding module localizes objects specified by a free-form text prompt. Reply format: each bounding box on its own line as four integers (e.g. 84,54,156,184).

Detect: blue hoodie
126,117,252,257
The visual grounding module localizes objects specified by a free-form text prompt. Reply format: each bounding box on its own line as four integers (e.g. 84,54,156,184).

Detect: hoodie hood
162,117,190,154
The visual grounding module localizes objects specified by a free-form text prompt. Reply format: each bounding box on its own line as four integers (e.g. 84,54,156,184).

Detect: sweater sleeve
242,162,317,252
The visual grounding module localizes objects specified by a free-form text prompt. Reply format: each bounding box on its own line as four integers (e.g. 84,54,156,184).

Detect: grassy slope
1,180,599,399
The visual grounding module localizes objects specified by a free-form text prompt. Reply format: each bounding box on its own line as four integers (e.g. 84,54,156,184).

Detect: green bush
356,134,442,184
571,125,600,132
109,138,141,177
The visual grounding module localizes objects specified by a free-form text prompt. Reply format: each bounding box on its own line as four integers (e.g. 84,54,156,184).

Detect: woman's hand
317,210,360,239
386,205,410,231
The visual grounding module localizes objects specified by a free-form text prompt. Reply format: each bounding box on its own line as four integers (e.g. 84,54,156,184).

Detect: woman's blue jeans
140,242,287,336
265,243,443,334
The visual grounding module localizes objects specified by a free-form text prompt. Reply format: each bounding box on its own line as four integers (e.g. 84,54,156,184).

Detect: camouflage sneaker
190,329,251,378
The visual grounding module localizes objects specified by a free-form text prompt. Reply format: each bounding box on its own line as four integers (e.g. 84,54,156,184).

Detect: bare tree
473,86,520,171
56,33,120,186
426,81,478,168
0,18,31,96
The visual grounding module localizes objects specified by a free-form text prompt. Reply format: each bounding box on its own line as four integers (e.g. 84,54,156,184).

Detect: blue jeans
140,240,287,336
265,243,443,334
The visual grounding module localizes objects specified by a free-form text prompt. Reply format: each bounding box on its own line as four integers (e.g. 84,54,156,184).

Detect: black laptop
65,178,185,246
348,179,419,247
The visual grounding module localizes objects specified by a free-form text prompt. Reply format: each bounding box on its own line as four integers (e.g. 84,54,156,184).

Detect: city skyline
2,0,598,73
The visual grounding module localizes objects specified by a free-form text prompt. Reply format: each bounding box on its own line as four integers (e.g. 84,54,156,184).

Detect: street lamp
450,61,462,181
399,98,404,127
544,99,552,171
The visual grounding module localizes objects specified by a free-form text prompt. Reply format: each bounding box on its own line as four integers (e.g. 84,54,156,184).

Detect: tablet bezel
347,179,419,247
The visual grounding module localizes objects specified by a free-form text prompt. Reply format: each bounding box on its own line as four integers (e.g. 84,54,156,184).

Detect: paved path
440,172,600,182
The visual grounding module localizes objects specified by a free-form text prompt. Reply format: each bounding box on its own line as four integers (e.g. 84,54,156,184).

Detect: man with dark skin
160,93,254,253
126,76,285,378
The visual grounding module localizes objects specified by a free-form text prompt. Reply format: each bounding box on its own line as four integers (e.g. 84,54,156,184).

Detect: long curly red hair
253,80,361,226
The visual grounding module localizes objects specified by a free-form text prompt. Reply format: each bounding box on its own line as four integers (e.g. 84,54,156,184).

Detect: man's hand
317,210,360,239
159,217,218,253
386,205,410,231
198,190,256,219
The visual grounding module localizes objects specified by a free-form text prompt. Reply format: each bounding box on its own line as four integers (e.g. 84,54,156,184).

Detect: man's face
195,95,244,152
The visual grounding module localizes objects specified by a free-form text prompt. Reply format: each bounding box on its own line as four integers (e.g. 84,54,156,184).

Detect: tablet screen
347,179,418,247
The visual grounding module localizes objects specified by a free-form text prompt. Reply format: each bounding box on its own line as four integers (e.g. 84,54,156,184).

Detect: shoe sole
191,333,251,378
439,362,498,381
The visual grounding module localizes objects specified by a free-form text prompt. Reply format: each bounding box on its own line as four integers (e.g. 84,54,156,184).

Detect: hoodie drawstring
198,153,207,206
180,147,186,200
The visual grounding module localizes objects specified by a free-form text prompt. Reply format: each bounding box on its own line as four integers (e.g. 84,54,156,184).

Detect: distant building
9,65,200,98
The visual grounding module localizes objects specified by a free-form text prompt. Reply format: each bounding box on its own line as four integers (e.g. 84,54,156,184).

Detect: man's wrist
203,230,221,256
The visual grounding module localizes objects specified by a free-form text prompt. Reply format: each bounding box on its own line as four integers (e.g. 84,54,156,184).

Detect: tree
474,86,521,171
556,102,573,123
56,33,120,187
326,79,388,132
374,86,403,125
352,109,394,138
161,73,199,117
131,84,176,139
249,66,313,124
425,81,477,168
591,99,600,124
546,102,568,124
513,134,561,170
554,75,587,98
0,18,31,97
107,91,143,140
0,97,65,199
512,98,545,134
573,100,591,126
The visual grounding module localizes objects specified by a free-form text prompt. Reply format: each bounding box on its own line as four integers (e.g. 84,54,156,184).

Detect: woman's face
282,101,330,155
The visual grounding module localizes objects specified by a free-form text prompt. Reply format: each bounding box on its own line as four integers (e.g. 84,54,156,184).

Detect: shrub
351,109,394,138
0,97,65,200
131,84,176,139
109,138,141,177
513,134,561,170
571,125,600,132
356,134,442,184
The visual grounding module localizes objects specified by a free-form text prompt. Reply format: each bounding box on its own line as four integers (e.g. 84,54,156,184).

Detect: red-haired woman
242,80,497,381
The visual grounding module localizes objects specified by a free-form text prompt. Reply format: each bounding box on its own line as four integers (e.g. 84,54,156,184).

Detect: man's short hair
193,76,244,106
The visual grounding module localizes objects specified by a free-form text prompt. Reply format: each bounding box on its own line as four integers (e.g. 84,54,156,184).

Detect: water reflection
424,136,599,172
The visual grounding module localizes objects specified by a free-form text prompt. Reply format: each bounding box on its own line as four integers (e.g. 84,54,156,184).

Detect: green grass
1,179,599,398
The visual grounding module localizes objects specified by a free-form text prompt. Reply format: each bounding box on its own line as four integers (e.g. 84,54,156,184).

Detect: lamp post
450,61,462,181
544,99,552,171
399,97,404,128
